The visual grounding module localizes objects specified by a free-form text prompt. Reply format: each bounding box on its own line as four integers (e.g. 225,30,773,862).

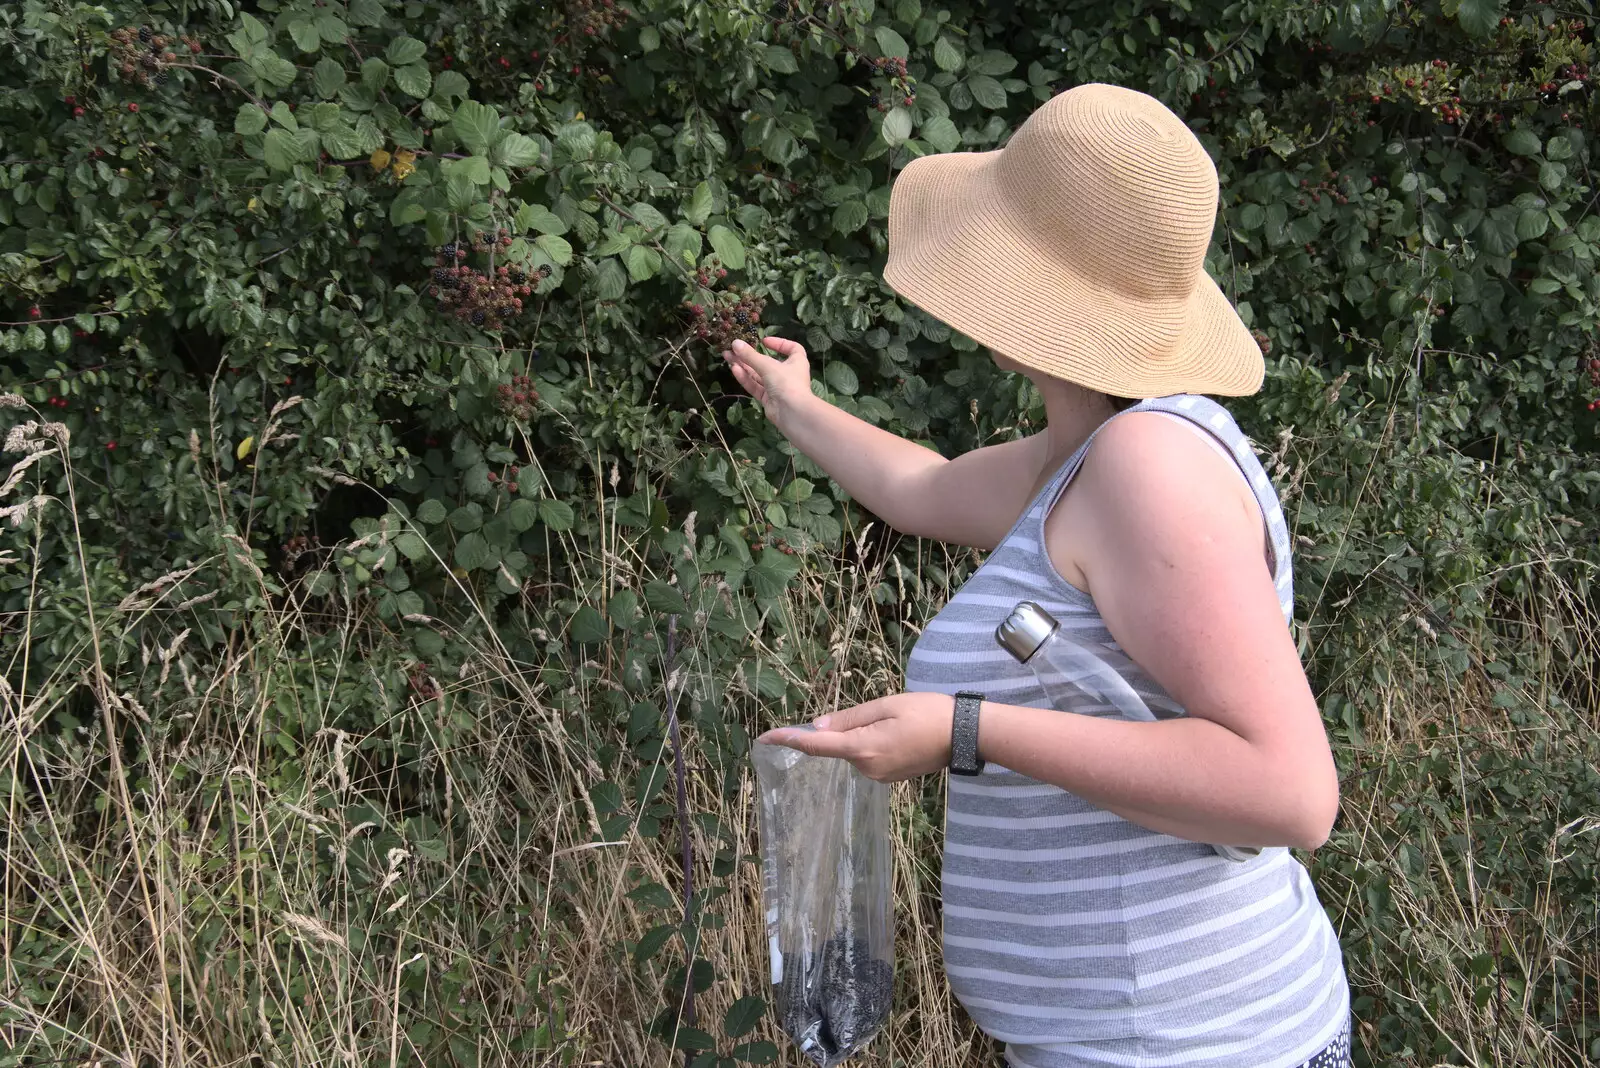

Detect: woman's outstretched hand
756,693,956,783
722,336,813,431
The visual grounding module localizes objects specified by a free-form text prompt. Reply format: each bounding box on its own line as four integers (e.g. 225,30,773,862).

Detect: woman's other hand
722,336,814,432
756,693,955,782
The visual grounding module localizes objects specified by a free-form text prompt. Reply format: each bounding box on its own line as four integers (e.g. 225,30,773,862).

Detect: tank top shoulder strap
1035,394,1296,623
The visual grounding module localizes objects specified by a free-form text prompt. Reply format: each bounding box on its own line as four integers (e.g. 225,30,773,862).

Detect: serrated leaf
824,361,860,395
360,56,389,90
917,116,958,154
386,36,426,66
535,234,573,265
432,69,469,101
874,26,910,58
288,17,321,53
453,100,502,156
1504,127,1543,157
321,122,364,159
832,201,869,234
416,499,448,524
634,924,675,963
749,548,802,601
674,1028,717,1053
571,604,609,643
349,0,386,26
390,192,427,225
754,40,796,75
639,25,661,52
968,74,1007,110
1454,0,1502,36
312,57,346,98
882,107,914,145
591,780,623,813
539,499,575,530
255,53,300,89
235,103,268,135
512,204,563,236
453,531,489,570
593,258,627,300
625,244,662,280
316,14,349,44
393,63,431,98
686,182,714,226
708,225,746,270
394,532,429,561
1516,208,1549,241
1528,277,1562,294
967,49,1018,76
448,503,484,532
643,580,687,614
495,132,541,168
263,128,303,171
723,996,765,1039
934,36,963,71
729,1040,778,1064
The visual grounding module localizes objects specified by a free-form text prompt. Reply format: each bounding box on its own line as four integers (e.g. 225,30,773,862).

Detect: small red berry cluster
746,520,801,556
281,533,322,574
407,662,441,700
1585,357,1600,411
687,289,767,349
494,373,540,421
109,25,197,87
568,0,629,38
427,231,548,329
486,463,523,494
1251,330,1272,357
47,395,69,409
1294,172,1353,207
863,54,916,111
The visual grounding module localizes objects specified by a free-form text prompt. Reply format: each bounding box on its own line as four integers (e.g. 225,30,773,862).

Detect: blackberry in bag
753,732,893,1066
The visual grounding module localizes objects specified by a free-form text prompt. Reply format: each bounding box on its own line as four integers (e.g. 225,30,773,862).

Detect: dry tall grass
2,408,1597,1068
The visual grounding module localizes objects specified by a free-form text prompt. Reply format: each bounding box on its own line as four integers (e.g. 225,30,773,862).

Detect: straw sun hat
883,82,1264,398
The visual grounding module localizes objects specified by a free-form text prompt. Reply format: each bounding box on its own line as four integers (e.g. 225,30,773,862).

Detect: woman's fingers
757,727,859,761
729,361,766,402
760,335,806,360
814,699,892,733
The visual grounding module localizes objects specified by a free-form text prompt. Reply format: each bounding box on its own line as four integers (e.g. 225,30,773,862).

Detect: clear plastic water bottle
996,600,1260,863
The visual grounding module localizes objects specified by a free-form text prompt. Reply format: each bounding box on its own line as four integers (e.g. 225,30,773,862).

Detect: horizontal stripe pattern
905,395,1348,1067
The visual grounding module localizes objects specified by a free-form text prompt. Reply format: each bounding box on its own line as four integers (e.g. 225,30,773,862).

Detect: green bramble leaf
875,26,910,58
495,132,541,168
453,100,502,156
393,62,431,98
882,107,914,145
934,36,963,71
312,57,347,98
385,35,426,66
968,74,1007,109
708,225,746,269
235,103,268,135
921,114,961,153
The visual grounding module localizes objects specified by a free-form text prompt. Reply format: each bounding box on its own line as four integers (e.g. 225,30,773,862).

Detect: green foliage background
3,0,1599,1064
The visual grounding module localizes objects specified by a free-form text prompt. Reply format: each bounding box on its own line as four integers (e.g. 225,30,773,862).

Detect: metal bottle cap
996,601,1059,664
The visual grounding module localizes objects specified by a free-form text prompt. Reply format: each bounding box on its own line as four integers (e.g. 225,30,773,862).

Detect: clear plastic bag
752,731,893,1066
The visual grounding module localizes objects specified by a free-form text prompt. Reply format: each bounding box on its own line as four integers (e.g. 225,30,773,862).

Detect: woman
728,84,1352,1067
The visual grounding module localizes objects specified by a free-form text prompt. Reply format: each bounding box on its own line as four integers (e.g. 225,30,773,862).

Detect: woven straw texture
883,82,1265,398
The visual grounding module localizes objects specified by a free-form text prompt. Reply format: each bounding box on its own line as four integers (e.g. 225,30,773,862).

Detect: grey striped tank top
904,394,1351,1067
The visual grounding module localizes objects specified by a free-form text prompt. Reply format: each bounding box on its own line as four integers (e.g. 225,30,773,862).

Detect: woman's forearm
776,392,948,533
978,699,1334,851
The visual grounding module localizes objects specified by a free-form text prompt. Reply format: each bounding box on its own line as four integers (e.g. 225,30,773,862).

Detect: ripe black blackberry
539,264,553,277
472,310,486,325
139,25,153,42
440,242,457,258
156,70,169,85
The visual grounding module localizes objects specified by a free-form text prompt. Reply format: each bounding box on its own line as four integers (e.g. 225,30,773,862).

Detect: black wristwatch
949,692,986,776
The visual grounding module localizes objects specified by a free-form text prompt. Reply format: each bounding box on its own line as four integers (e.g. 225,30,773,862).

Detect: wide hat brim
883,148,1265,398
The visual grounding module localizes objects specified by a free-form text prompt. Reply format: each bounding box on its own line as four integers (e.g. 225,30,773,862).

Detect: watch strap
950,691,985,776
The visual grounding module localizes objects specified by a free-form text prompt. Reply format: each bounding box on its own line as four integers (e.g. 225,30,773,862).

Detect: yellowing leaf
391,148,416,180
236,436,255,460
574,110,585,120
247,197,259,211
370,147,392,171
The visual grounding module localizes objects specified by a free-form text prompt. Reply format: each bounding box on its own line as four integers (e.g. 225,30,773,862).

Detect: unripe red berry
127,102,139,112
106,441,117,450
28,306,41,319
73,106,84,117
